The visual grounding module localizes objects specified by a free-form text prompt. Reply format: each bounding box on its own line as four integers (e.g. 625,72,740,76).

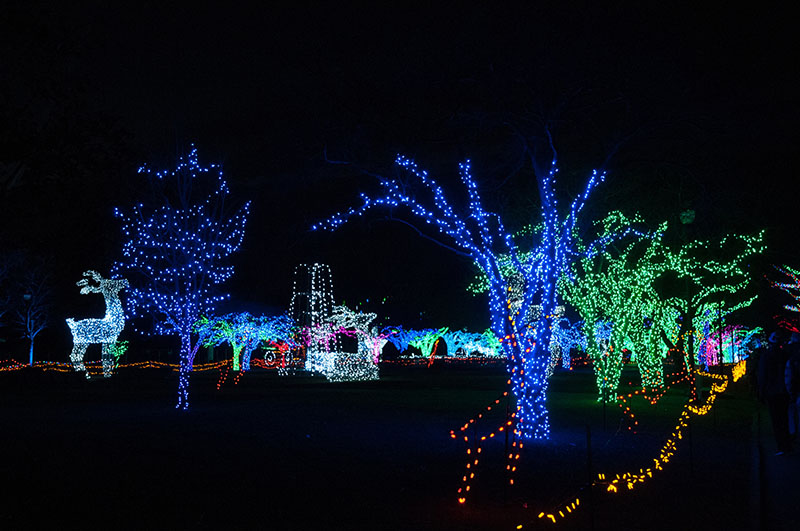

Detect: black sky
2,2,799,345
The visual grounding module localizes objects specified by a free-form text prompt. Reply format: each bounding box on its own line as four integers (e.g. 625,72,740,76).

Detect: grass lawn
0,360,765,530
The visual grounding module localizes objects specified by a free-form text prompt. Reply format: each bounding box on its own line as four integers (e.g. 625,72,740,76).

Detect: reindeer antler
84,270,104,282
77,270,104,294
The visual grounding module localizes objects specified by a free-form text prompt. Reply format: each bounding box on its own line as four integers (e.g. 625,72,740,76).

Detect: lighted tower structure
289,263,336,329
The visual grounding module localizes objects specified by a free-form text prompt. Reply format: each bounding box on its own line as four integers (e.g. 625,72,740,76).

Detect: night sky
2,3,798,351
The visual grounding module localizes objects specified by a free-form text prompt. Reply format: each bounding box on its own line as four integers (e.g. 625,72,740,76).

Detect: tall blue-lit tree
113,147,250,409
315,145,629,439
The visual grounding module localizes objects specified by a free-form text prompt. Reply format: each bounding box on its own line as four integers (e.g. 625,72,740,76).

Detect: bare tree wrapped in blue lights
441,329,473,357
315,150,626,439
113,147,250,409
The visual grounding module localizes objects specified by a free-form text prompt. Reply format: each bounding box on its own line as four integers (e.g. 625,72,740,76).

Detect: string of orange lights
616,368,689,434
449,380,525,505
0,358,230,374
528,369,731,527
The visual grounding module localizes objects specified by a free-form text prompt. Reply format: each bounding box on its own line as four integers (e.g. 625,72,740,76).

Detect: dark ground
1,361,797,530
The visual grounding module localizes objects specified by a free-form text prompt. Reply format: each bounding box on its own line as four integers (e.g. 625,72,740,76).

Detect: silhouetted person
785,332,800,440
748,333,767,397
759,329,792,455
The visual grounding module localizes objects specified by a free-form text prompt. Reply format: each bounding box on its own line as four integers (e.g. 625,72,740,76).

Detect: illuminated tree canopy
441,329,502,357
654,230,765,388
699,324,761,366
113,147,250,409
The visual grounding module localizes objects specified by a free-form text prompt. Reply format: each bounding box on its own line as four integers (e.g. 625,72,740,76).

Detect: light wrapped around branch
770,264,800,313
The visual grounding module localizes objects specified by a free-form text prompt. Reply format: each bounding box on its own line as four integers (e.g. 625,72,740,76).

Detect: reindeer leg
70,344,90,379
101,343,113,378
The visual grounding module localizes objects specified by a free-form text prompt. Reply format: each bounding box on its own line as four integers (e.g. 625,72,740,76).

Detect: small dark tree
13,265,52,365
0,255,11,327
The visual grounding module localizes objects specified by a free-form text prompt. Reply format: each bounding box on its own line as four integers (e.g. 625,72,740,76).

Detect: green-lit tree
409,327,448,359
561,213,668,400
649,230,765,399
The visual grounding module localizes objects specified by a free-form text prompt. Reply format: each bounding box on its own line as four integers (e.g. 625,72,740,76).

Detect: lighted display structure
66,270,129,378
290,263,335,331
290,264,381,381
698,325,761,366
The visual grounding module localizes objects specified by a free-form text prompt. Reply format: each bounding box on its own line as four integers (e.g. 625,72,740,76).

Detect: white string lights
66,270,129,378
290,264,381,381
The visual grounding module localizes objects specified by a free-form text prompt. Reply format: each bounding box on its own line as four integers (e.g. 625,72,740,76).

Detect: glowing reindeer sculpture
66,270,129,378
